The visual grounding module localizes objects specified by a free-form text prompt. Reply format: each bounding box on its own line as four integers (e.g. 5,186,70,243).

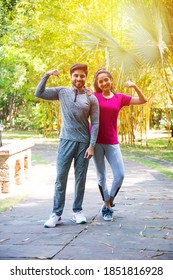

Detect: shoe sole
103,218,113,221
44,220,63,228
71,218,87,224
44,224,62,228
44,225,55,228
103,214,113,221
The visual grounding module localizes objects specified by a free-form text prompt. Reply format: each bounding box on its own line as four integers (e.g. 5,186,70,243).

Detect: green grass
2,130,44,140
31,155,49,165
123,153,173,181
0,195,28,213
121,137,173,162
2,129,59,141
121,137,173,181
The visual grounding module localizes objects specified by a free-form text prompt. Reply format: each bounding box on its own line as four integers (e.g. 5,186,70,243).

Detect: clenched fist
47,69,60,77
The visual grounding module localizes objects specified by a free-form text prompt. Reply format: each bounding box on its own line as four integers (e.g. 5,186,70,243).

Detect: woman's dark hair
93,69,114,92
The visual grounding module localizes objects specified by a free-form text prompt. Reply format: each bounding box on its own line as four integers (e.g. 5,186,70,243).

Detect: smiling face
96,72,113,94
94,70,114,93
71,69,87,89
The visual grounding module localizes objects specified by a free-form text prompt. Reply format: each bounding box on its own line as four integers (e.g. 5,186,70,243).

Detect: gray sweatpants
53,139,89,216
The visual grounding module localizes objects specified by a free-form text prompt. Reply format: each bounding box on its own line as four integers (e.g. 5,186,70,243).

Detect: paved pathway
0,142,173,260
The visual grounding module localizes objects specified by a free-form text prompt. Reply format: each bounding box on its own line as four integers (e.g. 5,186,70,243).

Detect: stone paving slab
0,143,173,260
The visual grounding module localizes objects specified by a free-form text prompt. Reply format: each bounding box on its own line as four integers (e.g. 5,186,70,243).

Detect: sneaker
100,204,107,216
103,208,113,221
72,211,87,224
44,213,62,228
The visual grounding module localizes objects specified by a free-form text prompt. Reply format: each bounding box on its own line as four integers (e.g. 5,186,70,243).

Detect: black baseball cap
70,64,88,76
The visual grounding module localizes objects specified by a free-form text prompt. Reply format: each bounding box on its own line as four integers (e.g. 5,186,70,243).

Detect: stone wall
0,140,34,193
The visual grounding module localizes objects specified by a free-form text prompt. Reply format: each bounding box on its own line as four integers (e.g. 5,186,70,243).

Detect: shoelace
105,208,113,215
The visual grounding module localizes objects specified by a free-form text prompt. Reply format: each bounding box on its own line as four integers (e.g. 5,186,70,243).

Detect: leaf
0,238,10,243
150,252,164,258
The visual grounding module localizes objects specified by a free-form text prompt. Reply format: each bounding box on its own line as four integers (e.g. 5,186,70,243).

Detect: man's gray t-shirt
34,74,99,147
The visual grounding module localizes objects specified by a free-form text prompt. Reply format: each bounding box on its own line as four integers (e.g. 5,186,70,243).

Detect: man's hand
47,69,60,77
84,146,94,159
85,88,93,96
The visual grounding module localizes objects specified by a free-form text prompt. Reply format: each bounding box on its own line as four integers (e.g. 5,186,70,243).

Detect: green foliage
13,102,52,131
0,0,173,138
0,0,19,37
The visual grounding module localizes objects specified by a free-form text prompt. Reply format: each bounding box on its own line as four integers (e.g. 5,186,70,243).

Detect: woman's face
97,73,113,93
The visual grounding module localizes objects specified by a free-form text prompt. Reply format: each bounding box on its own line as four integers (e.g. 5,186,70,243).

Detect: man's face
71,69,87,89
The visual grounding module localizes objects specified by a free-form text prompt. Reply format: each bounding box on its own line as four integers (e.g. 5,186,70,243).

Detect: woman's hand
124,77,136,89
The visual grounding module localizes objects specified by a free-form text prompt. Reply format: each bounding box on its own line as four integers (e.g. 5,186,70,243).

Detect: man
35,64,99,227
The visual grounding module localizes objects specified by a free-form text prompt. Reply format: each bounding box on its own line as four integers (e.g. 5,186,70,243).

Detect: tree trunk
9,94,15,128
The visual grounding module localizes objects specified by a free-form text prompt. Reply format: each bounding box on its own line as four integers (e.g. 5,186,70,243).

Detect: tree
0,0,122,132
1,0,172,140
78,0,173,143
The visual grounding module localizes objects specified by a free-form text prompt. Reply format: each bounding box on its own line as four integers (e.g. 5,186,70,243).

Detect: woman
93,69,147,221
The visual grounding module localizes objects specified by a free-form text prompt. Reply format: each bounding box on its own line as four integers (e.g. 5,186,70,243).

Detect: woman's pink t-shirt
94,92,132,144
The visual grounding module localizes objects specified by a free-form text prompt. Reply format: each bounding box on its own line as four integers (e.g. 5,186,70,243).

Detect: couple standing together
35,63,147,227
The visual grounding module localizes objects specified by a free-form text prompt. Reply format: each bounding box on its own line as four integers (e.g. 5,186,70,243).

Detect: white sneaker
44,213,62,228
72,211,87,224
